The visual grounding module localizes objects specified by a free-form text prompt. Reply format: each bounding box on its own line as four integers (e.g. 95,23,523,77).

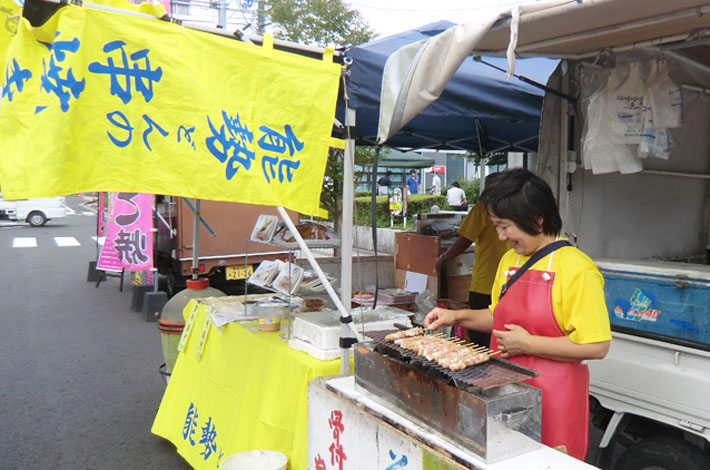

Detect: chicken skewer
390,332,494,371
384,327,424,342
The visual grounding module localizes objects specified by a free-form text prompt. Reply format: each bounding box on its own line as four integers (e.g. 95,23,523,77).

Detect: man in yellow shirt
435,173,508,346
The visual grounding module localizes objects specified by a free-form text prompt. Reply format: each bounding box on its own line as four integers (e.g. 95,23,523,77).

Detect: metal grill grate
364,329,539,390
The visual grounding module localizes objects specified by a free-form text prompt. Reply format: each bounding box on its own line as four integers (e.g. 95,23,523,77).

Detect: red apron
490,264,589,460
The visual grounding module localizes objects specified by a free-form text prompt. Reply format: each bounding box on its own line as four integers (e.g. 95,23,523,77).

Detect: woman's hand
493,324,611,361
492,324,531,358
424,307,456,331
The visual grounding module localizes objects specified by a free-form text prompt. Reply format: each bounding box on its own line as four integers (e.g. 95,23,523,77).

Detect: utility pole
257,0,266,34
217,0,227,28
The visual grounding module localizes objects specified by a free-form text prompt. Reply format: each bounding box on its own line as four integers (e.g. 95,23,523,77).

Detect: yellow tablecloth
152,299,350,469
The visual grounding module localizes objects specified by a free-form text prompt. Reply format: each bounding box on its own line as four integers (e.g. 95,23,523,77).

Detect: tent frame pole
339,106,356,375
275,206,362,346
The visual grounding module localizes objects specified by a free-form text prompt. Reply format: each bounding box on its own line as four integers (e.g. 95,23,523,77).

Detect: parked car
0,193,68,226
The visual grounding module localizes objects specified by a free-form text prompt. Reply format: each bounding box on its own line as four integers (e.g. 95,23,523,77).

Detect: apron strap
500,240,571,299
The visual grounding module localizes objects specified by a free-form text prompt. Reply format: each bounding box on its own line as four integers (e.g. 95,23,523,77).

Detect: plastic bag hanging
612,62,646,144
582,67,642,175
647,58,682,129
638,60,671,160
638,113,670,160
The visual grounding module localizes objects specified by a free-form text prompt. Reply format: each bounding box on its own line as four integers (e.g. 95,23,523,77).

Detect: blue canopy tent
342,21,559,153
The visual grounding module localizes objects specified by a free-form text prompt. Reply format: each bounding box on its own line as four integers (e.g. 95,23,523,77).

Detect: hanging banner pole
181,197,217,237
191,199,200,279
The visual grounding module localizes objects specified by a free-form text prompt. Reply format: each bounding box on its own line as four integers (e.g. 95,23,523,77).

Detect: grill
364,329,539,390
354,330,543,463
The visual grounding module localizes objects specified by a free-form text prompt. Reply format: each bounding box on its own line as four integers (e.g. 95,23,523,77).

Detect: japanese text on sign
0,4,342,217
182,402,224,465
315,409,347,470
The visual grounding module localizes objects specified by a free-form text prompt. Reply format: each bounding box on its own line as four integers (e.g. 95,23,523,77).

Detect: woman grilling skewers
424,168,611,460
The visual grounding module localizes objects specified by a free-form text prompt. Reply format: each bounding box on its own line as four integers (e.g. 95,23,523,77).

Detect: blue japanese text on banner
0,5,342,217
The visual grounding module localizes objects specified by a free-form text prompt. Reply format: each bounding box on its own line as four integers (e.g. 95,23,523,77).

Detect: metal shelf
244,236,339,341
248,236,341,249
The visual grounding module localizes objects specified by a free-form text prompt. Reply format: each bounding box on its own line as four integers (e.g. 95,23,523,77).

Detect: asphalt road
0,196,190,469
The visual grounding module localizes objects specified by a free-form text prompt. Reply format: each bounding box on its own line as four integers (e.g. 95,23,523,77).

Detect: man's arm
435,235,473,272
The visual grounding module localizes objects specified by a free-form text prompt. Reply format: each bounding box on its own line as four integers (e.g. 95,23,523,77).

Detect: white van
0,193,68,226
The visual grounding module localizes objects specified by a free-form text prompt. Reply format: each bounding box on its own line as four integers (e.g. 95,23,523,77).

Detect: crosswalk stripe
82,211,95,216
91,236,106,246
65,207,76,215
54,237,81,247
13,237,37,248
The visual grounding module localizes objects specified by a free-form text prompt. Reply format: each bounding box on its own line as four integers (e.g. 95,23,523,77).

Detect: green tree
266,0,375,47
320,146,376,232
463,150,508,167
265,0,376,230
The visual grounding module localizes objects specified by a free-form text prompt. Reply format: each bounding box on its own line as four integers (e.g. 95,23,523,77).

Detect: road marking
0,222,25,228
82,211,95,216
65,207,76,215
13,237,37,248
54,237,81,247
91,236,106,246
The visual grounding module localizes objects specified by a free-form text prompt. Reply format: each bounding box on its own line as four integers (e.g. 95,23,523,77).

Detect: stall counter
309,376,599,470
151,299,351,470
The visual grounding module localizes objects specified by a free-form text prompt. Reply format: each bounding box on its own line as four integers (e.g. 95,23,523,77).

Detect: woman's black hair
451,181,460,188
479,168,562,236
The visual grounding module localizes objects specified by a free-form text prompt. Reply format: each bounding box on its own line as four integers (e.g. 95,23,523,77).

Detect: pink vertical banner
97,193,123,272
112,193,154,272
98,193,154,273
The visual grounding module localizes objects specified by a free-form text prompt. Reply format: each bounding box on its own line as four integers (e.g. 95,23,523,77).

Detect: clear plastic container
252,298,290,332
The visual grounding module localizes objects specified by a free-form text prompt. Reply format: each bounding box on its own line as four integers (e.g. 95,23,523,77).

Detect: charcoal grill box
353,341,542,464
596,259,710,349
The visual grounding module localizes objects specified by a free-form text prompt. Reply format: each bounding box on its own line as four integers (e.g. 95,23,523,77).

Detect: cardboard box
445,252,474,276
447,274,471,303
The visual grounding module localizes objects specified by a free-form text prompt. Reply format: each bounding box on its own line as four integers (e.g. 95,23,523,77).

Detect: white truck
0,194,68,226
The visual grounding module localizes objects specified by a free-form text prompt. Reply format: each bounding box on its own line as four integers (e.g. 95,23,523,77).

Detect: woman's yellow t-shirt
490,245,612,345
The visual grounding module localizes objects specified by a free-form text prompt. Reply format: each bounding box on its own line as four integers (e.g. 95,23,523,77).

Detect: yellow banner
0,5,341,216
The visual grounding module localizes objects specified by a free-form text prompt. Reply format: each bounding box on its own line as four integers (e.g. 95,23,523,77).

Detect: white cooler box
289,307,412,361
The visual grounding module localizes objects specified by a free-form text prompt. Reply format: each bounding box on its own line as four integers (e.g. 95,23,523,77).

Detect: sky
350,0,537,38
173,0,542,41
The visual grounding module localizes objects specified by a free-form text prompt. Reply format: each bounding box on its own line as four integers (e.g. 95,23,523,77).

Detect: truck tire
166,270,186,298
615,437,710,470
27,211,47,227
